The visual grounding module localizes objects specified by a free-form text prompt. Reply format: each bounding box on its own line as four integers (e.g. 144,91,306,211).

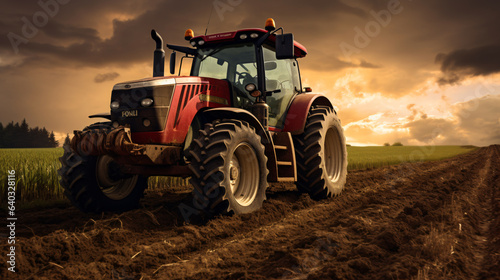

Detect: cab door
263,46,302,128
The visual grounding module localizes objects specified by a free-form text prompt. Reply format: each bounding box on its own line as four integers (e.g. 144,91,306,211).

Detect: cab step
272,132,297,182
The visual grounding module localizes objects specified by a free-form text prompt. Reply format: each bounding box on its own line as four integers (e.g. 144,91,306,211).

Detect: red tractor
59,19,347,219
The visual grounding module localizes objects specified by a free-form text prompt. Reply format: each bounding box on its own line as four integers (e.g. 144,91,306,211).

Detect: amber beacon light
184,29,194,41
265,18,276,31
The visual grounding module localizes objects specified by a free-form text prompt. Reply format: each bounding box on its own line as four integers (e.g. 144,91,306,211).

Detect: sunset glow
1,0,499,146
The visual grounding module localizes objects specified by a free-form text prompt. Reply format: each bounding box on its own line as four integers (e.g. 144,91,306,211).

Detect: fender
283,94,334,135
201,107,272,146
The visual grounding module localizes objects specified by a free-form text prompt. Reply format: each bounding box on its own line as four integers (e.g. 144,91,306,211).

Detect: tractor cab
168,19,307,128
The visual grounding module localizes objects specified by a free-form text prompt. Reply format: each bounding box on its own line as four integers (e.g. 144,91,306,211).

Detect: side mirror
275,33,294,59
169,51,176,75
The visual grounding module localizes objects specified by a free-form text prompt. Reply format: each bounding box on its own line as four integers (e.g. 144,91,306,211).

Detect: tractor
59,18,348,218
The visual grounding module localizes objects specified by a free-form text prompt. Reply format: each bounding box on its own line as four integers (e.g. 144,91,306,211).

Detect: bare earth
2,145,499,280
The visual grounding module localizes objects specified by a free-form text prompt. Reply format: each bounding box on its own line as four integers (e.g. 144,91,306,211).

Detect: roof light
265,18,276,31
250,33,259,39
239,34,248,40
184,29,194,41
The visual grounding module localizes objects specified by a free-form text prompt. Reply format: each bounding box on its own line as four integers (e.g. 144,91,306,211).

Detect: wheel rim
96,155,139,200
324,127,343,183
229,142,259,207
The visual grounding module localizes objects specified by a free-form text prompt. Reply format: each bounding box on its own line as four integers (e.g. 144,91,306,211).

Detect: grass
0,148,189,207
346,145,477,170
0,145,477,207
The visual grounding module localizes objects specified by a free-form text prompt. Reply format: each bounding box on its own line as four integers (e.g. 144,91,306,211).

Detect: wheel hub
230,165,239,181
228,142,259,207
96,155,139,200
324,127,343,183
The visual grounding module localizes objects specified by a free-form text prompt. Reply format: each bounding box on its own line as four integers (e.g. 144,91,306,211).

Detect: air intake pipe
151,29,165,77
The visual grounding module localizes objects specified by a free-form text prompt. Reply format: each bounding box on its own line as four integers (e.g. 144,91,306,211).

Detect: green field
346,145,477,170
0,145,477,205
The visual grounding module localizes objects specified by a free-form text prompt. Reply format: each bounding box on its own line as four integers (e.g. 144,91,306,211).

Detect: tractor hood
112,76,176,90
110,76,232,136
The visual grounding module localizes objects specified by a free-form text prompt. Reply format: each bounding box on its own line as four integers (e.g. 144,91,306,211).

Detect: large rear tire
187,119,268,217
293,106,347,200
58,123,148,213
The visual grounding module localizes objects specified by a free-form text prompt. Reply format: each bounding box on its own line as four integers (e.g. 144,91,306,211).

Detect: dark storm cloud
42,21,100,41
0,0,370,72
435,45,500,85
94,72,119,83
2,0,500,75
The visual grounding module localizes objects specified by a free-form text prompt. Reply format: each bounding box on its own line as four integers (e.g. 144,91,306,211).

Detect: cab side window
263,46,298,127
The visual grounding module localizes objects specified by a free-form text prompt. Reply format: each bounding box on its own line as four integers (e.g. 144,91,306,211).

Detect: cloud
404,118,457,143
1,0,500,146
436,45,500,85
453,94,500,144
94,72,120,83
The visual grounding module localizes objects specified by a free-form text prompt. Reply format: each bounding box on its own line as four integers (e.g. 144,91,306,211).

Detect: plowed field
2,145,499,280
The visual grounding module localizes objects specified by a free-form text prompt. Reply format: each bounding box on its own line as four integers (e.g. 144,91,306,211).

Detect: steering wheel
236,72,254,86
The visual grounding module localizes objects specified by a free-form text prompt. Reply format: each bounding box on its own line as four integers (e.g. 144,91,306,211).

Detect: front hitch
71,125,145,156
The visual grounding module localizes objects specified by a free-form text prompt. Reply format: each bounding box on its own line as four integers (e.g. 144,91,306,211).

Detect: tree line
0,119,59,148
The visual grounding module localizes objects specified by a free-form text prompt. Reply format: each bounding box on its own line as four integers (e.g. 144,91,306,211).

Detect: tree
0,119,59,148
392,142,403,146
64,134,71,146
49,132,59,147
383,142,390,146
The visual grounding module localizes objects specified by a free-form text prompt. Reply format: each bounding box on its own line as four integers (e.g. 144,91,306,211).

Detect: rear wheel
293,106,347,199
187,119,268,217
58,123,148,213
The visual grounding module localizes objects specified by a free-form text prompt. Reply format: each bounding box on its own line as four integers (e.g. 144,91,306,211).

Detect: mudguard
283,94,334,135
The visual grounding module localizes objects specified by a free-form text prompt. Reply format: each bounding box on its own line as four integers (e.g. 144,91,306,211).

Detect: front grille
110,85,174,132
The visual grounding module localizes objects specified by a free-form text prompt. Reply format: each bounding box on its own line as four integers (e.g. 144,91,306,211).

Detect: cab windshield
191,43,257,108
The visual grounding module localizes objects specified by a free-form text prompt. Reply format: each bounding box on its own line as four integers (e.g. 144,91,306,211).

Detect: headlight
250,33,259,39
239,34,248,40
198,40,205,45
141,98,154,107
110,101,120,110
190,41,196,46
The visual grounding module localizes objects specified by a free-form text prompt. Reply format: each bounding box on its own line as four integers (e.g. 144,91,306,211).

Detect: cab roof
190,28,307,58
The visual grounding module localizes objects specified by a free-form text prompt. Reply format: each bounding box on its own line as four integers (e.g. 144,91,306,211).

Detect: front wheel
293,106,348,200
187,120,268,216
58,124,148,213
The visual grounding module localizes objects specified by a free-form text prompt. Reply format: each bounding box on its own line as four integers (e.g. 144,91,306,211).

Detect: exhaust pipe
151,29,165,77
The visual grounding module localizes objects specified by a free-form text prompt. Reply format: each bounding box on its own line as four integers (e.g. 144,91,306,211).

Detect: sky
1,0,499,146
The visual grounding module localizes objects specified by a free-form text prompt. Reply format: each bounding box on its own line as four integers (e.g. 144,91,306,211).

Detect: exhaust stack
151,29,165,77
